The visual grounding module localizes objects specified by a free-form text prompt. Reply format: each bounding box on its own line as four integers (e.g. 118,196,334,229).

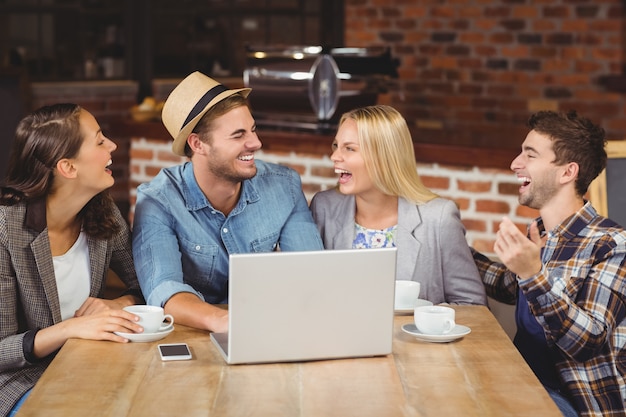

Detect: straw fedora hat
162,71,251,156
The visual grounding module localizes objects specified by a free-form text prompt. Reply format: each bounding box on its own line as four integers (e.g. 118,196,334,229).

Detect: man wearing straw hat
132,71,323,333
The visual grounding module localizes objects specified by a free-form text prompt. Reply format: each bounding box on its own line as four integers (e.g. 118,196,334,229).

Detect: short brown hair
528,110,606,197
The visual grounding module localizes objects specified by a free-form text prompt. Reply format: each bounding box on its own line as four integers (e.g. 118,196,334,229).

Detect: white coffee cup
414,305,455,335
394,280,421,309
123,305,174,334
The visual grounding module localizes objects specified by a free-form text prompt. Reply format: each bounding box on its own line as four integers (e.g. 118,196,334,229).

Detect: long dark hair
1,103,121,239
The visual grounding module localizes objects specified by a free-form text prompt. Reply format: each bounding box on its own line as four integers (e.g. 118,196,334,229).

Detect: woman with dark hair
0,103,144,417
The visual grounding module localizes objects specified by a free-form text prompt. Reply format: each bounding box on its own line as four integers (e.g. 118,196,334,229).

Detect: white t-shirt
52,231,91,321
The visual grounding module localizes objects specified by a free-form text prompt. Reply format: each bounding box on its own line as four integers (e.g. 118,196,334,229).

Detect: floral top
352,223,397,249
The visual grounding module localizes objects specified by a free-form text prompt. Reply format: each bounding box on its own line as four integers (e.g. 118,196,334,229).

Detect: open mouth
335,168,352,184
105,159,113,174
518,176,531,192
238,154,254,163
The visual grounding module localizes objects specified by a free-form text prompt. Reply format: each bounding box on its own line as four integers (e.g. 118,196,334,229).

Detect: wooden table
18,306,561,417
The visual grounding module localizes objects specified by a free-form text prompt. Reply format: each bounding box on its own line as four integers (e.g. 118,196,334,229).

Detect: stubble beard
518,181,557,211
210,161,257,183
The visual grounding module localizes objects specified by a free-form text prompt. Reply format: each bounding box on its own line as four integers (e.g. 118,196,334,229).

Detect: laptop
210,248,397,365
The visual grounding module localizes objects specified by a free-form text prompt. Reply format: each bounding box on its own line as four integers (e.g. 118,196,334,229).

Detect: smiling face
200,105,261,183
510,130,564,210
72,109,117,193
331,118,375,196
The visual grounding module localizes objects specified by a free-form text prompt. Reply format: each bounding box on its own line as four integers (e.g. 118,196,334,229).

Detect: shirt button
195,245,201,251
223,228,228,233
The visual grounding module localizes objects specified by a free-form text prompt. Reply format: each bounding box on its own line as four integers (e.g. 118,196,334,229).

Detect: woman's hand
33,309,143,359
74,295,140,317
66,309,143,341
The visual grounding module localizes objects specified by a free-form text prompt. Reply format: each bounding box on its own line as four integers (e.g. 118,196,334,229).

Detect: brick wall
129,137,539,258
32,0,626,260
344,0,626,147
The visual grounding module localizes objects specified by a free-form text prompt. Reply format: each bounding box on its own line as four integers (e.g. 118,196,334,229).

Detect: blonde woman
310,105,486,305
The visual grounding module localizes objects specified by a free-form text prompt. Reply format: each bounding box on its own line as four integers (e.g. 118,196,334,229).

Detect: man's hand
494,217,544,279
164,292,228,333
74,294,139,317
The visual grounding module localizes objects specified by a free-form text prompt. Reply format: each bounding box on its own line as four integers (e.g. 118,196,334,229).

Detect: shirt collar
531,200,597,240
181,162,261,212
24,197,47,233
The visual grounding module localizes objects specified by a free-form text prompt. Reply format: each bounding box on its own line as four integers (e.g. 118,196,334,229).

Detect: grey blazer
0,199,141,417
310,189,487,306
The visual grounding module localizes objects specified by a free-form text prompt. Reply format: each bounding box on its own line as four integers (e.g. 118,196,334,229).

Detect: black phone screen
159,344,190,356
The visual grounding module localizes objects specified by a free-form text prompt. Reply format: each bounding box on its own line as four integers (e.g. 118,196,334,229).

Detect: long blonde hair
340,105,438,204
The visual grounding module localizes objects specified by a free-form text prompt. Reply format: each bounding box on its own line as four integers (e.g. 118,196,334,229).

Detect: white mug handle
442,318,455,334
159,314,175,332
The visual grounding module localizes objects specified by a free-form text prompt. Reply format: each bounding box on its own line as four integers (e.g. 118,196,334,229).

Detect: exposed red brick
462,218,487,232
145,166,162,177
490,32,515,44
476,200,510,214
130,148,154,161
454,197,470,211
501,45,530,58
421,175,450,190
282,163,306,175
512,221,530,234
472,239,496,254
156,151,184,163
589,19,620,32
404,6,428,18
432,6,455,18
498,182,520,196
457,180,492,193
543,6,568,18
516,205,539,218
562,20,589,32
311,166,336,178
512,6,538,19
460,32,486,44
531,19,557,31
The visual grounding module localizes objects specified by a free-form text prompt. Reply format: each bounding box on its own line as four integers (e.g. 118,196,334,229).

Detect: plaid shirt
473,202,626,417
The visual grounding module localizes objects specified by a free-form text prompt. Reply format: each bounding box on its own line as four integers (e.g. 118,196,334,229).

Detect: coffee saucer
394,299,433,314
114,326,174,343
401,323,471,343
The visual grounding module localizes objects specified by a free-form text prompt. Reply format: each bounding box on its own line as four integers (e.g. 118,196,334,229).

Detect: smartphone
158,343,192,361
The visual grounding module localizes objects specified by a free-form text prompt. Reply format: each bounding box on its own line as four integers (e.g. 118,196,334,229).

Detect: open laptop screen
211,248,397,364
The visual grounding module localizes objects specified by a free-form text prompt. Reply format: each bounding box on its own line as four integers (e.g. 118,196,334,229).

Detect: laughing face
510,130,562,210
331,119,375,196
203,105,261,183
73,109,117,193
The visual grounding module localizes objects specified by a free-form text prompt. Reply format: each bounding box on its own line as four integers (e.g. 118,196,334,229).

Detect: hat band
180,84,228,131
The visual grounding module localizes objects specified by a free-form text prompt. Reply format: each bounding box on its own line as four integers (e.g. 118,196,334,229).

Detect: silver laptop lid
216,248,397,364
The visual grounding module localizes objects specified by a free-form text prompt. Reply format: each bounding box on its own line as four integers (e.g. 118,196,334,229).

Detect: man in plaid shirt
473,110,626,417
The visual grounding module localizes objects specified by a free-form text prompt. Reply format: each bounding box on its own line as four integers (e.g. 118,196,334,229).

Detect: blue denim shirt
132,160,323,306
